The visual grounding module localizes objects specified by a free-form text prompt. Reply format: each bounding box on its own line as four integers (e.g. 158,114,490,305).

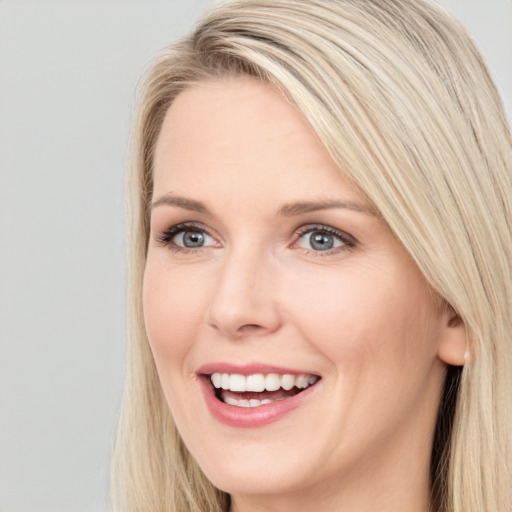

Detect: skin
144,76,466,512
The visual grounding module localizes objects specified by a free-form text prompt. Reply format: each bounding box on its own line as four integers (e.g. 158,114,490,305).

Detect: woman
111,1,512,511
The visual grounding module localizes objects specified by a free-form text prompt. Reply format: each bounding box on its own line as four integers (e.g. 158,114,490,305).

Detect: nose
206,248,282,339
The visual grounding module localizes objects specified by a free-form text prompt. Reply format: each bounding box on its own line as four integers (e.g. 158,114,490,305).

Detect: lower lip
198,376,319,428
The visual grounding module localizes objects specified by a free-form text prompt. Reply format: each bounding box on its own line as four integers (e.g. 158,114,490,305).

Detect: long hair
111,1,512,511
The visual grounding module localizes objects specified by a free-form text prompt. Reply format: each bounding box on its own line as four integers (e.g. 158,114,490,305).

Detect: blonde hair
111,1,512,511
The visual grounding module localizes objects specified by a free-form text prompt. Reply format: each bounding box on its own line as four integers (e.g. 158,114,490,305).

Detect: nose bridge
206,241,280,338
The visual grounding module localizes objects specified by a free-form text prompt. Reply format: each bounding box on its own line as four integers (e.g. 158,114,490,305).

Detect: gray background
0,1,510,511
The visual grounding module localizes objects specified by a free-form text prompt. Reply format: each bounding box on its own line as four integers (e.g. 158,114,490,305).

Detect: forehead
152,76,368,211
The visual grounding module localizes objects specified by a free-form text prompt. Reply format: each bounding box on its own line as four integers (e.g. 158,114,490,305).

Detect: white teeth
210,372,319,393
229,374,246,392
225,396,250,407
281,374,295,391
211,372,222,388
295,375,308,389
225,397,263,408
265,373,281,391
246,373,265,392
222,396,280,408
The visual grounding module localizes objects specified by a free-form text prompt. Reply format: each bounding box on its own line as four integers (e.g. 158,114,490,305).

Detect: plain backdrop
0,1,510,511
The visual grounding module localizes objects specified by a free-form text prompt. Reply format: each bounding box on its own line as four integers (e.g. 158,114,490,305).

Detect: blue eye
157,224,216,250
174,230,214,248
296,227,350,252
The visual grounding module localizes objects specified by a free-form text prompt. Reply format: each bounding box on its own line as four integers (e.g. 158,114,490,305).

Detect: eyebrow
150,194,374,217
151,194,210,214
278,200,374,216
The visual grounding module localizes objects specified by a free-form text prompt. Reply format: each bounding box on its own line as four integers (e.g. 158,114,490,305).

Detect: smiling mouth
208,372,320,408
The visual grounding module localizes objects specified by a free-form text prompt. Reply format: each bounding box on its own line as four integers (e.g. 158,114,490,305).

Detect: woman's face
144,76,461,508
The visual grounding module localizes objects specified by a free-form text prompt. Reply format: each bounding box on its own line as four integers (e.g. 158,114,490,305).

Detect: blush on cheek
145,308,196,359
143,274,208,367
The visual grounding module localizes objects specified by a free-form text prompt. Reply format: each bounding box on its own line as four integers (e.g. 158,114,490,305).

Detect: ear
436,306,468,367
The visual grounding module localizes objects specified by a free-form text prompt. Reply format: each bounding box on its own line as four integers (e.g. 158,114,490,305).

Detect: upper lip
197,362,320,377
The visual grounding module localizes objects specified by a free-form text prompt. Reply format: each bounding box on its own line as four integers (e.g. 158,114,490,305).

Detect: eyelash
293,224,356,255
155,222,211,254
154,222,356,255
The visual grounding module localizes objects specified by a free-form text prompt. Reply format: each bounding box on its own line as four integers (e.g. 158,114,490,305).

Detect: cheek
285,264,440,373
142,261,209,364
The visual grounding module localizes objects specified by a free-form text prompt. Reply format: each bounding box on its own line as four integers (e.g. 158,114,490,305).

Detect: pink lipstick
197,364,321,428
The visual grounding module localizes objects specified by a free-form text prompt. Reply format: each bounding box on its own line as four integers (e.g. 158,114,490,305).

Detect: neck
230,472,432,512
229,425,435,512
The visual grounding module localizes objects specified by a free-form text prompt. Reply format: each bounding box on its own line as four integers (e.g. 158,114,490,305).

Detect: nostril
238,324,266,334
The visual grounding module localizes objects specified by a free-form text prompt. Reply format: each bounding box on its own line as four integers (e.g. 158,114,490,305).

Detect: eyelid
291,224,357,254
154,221,356,256
154,221,218,250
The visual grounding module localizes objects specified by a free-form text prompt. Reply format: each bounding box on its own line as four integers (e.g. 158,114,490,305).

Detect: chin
182,433,329,499
201,461,312,497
